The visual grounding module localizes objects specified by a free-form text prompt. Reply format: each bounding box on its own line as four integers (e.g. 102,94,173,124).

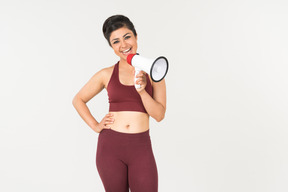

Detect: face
109,27,138,62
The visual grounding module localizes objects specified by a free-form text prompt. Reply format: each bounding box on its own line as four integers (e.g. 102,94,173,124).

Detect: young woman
72,15,166,192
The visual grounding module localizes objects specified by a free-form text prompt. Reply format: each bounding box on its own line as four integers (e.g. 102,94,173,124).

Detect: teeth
123,48,131,53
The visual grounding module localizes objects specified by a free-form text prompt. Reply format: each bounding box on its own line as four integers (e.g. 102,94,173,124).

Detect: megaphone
127,53,169,89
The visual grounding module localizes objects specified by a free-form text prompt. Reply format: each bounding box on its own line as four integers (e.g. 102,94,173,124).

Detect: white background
1,0,288,191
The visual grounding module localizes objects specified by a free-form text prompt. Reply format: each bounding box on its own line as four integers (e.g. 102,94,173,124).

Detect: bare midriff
109,111,149,133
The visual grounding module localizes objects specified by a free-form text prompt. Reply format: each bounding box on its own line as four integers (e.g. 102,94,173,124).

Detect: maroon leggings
96,129,158,192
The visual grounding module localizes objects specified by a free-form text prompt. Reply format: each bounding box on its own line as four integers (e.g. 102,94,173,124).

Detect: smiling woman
72,15,166,192
109,27,138,62
103,15,137,46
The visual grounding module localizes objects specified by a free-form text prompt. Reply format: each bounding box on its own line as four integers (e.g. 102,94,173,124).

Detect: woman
72,15,166,192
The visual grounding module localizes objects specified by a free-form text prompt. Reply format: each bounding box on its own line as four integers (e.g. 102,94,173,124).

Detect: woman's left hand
135,70,147,93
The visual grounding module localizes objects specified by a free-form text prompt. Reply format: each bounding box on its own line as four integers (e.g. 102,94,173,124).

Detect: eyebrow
111,32,132,42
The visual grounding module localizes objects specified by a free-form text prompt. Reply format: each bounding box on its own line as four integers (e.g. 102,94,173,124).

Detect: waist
109,111,149,133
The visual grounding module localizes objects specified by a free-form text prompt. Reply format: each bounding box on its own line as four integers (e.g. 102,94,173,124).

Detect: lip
121,48,132,56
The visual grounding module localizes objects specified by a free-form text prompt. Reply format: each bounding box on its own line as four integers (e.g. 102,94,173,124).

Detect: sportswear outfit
96,62,158,192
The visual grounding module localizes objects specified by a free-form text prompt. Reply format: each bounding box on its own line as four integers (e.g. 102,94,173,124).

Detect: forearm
139,91,166,122
72,97,100,133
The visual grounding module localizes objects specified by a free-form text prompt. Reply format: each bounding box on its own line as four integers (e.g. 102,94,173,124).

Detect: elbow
154,107,166,122
72,96,78,107
155,113,165,122
72,95,83,108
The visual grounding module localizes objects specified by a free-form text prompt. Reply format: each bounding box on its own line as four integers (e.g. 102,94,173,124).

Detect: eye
125,36,131,39
112,40,119,44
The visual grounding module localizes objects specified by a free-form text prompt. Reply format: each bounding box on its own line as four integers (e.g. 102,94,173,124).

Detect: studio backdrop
1,0,288,192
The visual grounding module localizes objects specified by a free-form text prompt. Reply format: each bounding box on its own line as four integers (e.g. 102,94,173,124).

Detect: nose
120,40,128,49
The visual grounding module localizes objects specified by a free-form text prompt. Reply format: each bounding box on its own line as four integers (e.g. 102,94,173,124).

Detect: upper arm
74,68,109,103
152,79,167,110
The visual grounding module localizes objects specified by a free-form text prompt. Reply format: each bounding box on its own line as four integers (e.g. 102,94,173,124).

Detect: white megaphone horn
127,53,169,89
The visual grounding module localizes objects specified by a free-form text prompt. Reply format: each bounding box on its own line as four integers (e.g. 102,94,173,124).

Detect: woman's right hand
95,113,114,133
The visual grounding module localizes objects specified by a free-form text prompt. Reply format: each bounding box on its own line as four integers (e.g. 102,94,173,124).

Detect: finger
136,80,146,85
103,123,112,128
104,120,113,125
136,71,144,77
105,115,114,120
104,115,113,121
136,73,144,78
108,115,115,120
105,121,114,125
106,113,113,117
105,118,114,123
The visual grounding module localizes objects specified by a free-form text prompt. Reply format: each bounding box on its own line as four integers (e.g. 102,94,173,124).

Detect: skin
72,27,166,133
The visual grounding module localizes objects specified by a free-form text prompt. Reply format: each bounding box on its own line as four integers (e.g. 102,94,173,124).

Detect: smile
122,48,131,54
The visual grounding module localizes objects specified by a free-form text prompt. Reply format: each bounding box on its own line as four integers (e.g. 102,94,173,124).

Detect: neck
119,59,134,71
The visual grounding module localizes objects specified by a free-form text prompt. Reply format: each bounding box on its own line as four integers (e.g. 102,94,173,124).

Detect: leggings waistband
100,129,150,139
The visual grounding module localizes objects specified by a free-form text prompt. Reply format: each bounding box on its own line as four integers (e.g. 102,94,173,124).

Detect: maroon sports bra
107,62,153,113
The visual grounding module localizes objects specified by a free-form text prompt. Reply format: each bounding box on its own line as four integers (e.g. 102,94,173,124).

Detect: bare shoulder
96,65,115,88
74,65,115,103
99,65,114,76
89,65,113,79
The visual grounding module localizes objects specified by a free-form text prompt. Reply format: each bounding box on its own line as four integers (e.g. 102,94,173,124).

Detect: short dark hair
102,15,137,46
